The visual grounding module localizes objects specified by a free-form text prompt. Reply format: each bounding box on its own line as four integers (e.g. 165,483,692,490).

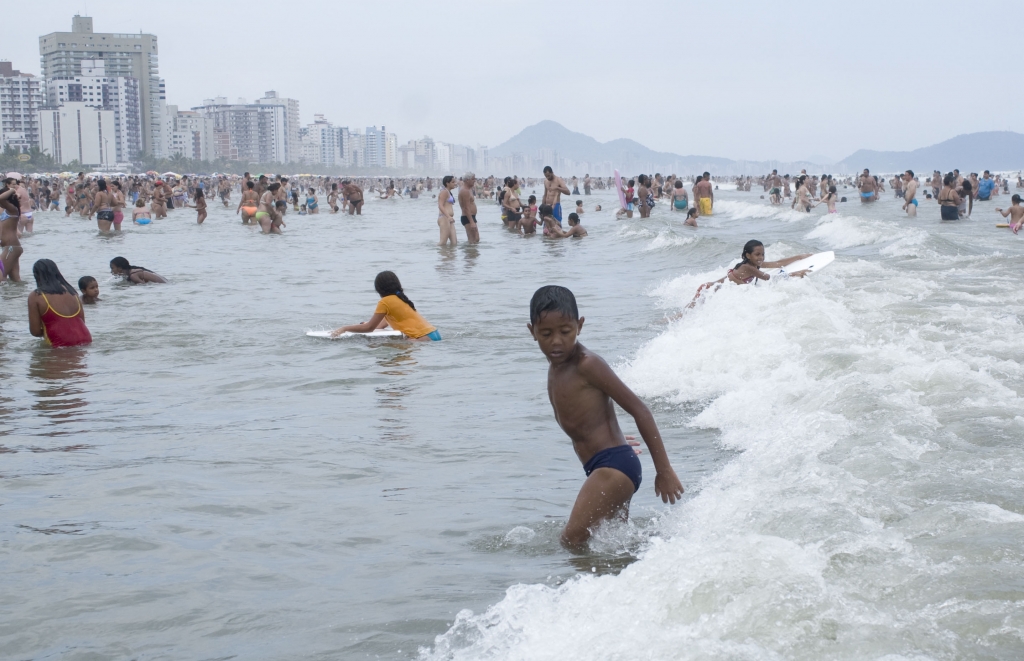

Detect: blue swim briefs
584,444,642,493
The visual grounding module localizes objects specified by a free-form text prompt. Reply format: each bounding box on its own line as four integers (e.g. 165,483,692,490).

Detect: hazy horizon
5,0,1020,163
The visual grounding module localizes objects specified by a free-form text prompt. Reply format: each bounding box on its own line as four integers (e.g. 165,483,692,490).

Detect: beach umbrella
161,172,181,178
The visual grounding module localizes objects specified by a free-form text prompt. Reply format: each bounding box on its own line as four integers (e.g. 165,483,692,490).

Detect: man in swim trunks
977,170,995,201
457,172,480,243
542,166,571,225
902,170,918,217
344,179,364,215
695,171,713,216
767,169,783,205
858,169,878,202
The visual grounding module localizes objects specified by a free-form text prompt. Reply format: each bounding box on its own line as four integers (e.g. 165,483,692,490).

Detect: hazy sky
6,0,1021,162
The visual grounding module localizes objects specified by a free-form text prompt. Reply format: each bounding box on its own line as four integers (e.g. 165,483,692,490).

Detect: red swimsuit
40,293,92,347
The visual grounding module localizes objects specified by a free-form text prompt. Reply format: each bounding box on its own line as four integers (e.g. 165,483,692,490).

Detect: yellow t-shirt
374,295,435,339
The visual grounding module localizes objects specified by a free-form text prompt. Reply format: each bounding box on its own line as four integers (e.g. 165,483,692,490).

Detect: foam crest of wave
713,199,809,223
421,260,1024,660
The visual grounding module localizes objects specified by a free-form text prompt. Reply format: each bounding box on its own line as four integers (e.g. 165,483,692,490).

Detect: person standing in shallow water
28,259,92,348
0,174,24,281
458,172,480,244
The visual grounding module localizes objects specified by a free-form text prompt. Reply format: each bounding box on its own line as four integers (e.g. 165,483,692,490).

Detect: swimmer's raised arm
577,354,684,504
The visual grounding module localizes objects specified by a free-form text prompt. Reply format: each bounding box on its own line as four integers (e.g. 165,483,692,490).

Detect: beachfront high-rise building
364,126,385,168
256,91,300,163
193,97,287,164
39,15,164,158
163,105,214,161
385,132,398,169
45,59,142,163
38,102,116,166
302,114,346,167
0,61,44,152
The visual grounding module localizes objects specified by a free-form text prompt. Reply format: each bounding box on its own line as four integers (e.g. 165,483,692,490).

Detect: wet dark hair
528,195,536,204
32,259,77,296
110,256,150,276
538,203,554,217
530,285,578,325
576,200,582,205
675,180,683,189
374,271,416,310
442,175,454,187
905,170,914,178
943,172,955,187
736,240,764,269
195,188,204,199
1013,194,1022,204
268,183,281,192
78,275,96,292
97,179,108,192
543,166,553,174
627,179,635,187
568,212,580,225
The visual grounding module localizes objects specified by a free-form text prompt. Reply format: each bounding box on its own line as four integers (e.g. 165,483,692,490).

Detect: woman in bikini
237,181,259,224
27,259,92,347
111,180,126,231
109,256,168,284
938,173,961,221
437,175,458,247
94,179,115,232
0,175,23,281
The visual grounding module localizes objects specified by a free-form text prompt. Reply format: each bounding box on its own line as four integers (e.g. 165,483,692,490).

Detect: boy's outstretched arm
579,355,684,504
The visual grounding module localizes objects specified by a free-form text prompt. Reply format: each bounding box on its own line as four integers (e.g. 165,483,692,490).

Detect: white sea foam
422,251,1024,660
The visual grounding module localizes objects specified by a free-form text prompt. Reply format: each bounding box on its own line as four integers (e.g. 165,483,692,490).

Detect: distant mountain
838,132,1024,173
489,120,736,174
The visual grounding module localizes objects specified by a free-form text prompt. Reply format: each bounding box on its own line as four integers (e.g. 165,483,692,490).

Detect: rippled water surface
3,185,1023,660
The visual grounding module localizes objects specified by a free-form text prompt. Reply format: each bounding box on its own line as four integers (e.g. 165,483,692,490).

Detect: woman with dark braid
330,271,441,341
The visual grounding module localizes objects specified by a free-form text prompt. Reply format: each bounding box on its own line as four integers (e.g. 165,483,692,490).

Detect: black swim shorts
460,214,477,226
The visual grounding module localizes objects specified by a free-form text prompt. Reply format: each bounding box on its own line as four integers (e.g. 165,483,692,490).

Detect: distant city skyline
3,0,1022,165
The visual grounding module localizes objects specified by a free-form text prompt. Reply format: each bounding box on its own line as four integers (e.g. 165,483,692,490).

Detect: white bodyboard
306,329,404,340
769,251,834,276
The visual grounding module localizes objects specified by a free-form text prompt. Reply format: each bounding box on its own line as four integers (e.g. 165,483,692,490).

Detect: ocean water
2,184,1023,660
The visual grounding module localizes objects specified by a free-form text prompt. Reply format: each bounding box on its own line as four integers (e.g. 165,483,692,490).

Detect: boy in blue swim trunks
528,285,684,551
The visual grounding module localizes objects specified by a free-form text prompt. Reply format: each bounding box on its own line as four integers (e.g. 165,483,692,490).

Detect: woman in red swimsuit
27,259,92,348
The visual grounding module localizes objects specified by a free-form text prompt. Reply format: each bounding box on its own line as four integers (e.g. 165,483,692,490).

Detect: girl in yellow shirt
331,271,441,341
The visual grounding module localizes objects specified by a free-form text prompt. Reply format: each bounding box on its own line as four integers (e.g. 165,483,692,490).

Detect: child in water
78,276,100,304
547,213,588,238
188,188,207,224
330,271,441,341
528,285,684,550
575,200,584,216
519,195,539,235
689,240,811,306
132,199,151,224
815,185,838,213
684,207,698,227
996,194,1024,234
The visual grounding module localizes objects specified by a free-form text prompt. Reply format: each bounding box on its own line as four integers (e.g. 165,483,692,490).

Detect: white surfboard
306,329,404,340
769,251,834,276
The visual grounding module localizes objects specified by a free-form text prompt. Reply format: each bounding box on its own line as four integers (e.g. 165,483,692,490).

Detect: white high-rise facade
38,102,116,166
45,59,142,162
302,114,345,166
256,91,300,163
0,61,43,152
39,16,164,157
193,97,287,164
163,104,214,161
